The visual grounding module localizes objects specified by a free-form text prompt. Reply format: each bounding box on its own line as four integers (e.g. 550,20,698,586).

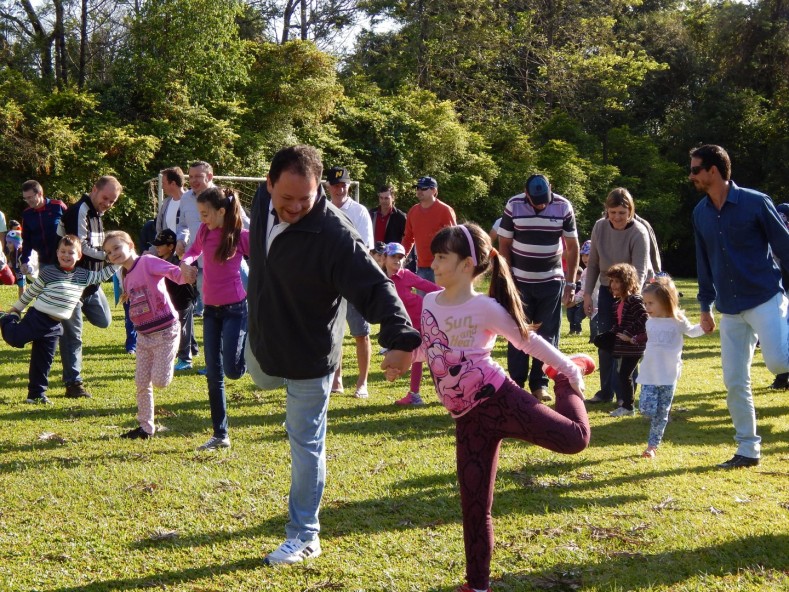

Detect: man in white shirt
326,166,375,399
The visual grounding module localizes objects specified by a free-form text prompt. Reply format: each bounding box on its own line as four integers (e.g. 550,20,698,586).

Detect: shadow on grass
472,533,789,592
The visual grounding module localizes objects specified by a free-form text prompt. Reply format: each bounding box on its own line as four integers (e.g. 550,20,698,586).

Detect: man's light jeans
719,292,789,458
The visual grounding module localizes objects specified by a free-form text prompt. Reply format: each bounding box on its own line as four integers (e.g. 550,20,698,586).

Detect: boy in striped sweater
0,235,117,404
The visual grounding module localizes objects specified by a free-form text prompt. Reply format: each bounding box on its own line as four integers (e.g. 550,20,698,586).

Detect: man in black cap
497,174,579,402
325,166,375,398
402,176,456,284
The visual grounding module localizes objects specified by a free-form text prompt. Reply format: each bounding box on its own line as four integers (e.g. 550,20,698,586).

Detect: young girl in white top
103,231,194,439
637,275,704,458
387,223,594,592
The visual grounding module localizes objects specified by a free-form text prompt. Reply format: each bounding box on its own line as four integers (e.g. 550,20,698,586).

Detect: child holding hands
103,231,195,438
637,275,704,458
386,223,593,592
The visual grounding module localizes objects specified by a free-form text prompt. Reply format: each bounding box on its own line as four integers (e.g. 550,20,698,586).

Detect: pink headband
458,225,478,266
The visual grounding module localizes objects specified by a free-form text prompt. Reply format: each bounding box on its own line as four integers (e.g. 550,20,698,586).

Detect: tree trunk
300,0,308,40
54,0,67,88
78,0,88,89
20,0,54,84
282,0,298,42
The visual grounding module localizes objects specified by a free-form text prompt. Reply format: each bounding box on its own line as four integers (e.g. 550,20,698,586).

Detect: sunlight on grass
0,280,787,591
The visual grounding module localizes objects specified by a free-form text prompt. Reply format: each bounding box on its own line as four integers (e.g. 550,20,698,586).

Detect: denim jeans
203,300,247,438
123,300,137,353
195,268,204,316
176,303,197,363
416,266,435,283
507,280,563,391
719,292,789,458
284,372,333,542
60,288,112,385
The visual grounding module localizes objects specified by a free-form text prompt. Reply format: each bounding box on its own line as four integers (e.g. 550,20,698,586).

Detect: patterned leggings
455,376,591,590
135,323,180,435
638,383,676,448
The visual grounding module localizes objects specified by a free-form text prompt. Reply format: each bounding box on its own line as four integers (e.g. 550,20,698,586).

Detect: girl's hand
180,263,197,283
119,292,129,304
569,379,585,397
381,349,413,381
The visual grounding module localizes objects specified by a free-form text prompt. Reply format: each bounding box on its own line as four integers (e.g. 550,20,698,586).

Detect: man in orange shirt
402,176,457,283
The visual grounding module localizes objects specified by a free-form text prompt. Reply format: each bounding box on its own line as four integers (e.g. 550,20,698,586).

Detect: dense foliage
1,0,787,273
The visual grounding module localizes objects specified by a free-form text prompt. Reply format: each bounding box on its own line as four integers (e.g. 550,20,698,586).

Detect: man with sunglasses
691,143,789,469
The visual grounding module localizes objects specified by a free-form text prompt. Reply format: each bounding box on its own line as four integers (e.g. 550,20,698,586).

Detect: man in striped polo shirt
497,174,579,402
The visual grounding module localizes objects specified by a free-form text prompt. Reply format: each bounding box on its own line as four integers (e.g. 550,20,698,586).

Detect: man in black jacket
246,145,420,566
57,175,121,398
369,184,407,245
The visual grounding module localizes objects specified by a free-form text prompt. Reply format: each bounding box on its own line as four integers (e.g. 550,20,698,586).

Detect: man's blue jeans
284,373,333,542
60,288,112,385
719,292,789,458
203,300,247,439
507,280,563,391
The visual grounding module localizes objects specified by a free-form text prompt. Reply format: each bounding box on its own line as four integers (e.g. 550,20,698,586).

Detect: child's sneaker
24,395,52,405
197,435,231,450
543,353,596,380
120,426,152,439
174,359,192,371
641,447,656,458
395,391,424,406
264,537,322,565
610,406,635,417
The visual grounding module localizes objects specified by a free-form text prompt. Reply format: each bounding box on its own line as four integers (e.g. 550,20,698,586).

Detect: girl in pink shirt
103,231,193,439
389,223,594,592
382,242,441,405
181,187,250,451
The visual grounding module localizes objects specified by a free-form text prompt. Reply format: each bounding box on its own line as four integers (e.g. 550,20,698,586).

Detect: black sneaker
768,375,789,390
717,454,760,469
65,382,92,398
24,395,52,405
586,390,613,404
120,426,152,439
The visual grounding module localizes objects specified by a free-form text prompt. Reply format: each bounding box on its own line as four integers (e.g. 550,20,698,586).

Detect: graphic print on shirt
421,308,496,414
128,284,153,320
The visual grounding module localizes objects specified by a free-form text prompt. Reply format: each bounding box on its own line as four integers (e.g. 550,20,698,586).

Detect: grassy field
0,279,787,592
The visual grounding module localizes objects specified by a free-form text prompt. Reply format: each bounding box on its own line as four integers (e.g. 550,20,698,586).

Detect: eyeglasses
22,193,39,201
690,165,707,175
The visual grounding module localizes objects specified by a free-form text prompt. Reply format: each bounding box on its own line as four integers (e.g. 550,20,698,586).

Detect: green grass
0,279,787,591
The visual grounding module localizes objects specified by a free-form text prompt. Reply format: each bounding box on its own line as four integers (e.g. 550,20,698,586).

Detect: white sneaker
264,537,322,565
197,436,231,450
610,406,635,417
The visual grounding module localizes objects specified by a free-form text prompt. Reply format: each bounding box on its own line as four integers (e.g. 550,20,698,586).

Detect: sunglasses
690,165,707,175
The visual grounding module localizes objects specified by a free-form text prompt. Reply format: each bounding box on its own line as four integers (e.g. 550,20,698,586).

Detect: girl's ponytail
198,186,242,262
431,223,532,339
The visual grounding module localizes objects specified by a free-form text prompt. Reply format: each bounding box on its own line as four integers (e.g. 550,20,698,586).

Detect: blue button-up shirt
693,181,789,314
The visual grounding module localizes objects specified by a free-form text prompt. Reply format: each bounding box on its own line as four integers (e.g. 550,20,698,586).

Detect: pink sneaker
543,353,596,380
395,392,424,406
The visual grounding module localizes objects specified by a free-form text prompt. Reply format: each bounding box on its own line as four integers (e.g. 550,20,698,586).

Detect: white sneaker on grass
610,406,635,417
264,537,321,565
197,436,231,450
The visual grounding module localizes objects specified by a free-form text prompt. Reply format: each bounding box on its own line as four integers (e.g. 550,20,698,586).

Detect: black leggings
616,355,640,410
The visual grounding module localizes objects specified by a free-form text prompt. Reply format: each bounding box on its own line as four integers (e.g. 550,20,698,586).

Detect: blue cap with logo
580,240,591,255
415,176,438,189
384,242,406,256
525,174,552,205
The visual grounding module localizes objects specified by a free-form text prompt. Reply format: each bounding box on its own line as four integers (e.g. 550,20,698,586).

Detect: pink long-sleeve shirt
420,292,583,418
390,268,441,330
123,254,189,334
182,226,250,306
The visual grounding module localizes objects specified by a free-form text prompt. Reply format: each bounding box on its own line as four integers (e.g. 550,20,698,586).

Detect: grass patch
0,279,787,591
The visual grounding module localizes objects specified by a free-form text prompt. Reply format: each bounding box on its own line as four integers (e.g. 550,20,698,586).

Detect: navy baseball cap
152,229,177,246
415,176,438,189
525,174,552,205
327,166,352,185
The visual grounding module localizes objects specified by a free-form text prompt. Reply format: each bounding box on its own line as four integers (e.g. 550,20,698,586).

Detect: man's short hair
161,167,185,187
94,175,123,193
268,145,323,186
378,184,395,196
190,161,213,175
690,144,731,181
22,180,43,195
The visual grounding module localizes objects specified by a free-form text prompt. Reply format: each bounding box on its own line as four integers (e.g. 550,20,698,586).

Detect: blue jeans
60,288,112,385
123,300,137,353
195,268,204,316
176,303,197,363
284,372,333,542
416,267,435,283
507,280,563,391
1,308,63,398
203,300,248,438
719,292,789,458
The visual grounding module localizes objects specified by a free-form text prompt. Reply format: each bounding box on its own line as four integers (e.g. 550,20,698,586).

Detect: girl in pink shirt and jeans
103,231,192,439
387,223,594,592
181,187,250,451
